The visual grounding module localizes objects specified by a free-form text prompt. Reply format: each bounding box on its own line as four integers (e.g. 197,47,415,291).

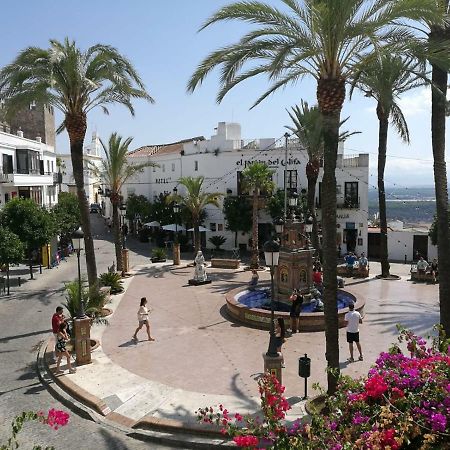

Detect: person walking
344,303,363,362
132,297,155,342
51,306,65,361
55,322,76,374
274,317,286,368
289,289,303,333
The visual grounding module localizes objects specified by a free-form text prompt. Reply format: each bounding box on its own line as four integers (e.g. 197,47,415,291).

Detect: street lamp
305,215,313,234
263,239,280,357
72,227,85,318
289,190,298,208
274,217,284,235
119,204,127,249
172,187,181,265
173,203,180,240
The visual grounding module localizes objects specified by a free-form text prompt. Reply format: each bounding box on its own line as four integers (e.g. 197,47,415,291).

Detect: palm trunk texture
112,199,123,272
251,190,259,268
317,77,345,395
431,59,450,336
306,168,320,253
66,113,98,289
377,105,390,278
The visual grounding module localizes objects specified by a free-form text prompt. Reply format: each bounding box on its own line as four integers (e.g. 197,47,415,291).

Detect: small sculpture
194,251,207,282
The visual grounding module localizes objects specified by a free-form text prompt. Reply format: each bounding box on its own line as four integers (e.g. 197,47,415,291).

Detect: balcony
0,166,53,187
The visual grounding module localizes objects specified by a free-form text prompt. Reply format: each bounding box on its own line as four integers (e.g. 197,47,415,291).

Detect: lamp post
72,227,85,318
274,217,284,236
283,132,290,221
263,239,280,357
71,227,91,365
119,203,129,273
305,215,313,234
172,187,181,265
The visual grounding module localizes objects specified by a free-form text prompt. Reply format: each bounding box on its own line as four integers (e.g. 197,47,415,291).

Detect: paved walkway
46,260,439,434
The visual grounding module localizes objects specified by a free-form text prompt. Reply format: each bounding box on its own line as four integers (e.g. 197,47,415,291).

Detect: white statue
194,251,207,282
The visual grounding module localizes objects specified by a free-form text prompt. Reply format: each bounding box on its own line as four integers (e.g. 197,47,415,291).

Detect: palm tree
241,162,275,268
169,176,221,252
0,38,153,288
350,55,425,278
92,133,157,272
286,102,359,255
187,0,440,393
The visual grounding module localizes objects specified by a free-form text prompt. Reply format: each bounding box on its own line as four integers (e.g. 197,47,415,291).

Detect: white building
123,122,369,253
0,129,57,207
368,221,437,263
57,132,104,206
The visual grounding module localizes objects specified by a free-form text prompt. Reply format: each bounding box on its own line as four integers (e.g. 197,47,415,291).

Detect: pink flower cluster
233,435,259,447
38,409,70,430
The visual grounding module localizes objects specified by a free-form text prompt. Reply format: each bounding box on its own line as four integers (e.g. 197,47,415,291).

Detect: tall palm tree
286,102,359,255
92,133,157,272
241,162,275,268
169,176,221,252
187,0,440,393
350,55,425,278
0,38,154,288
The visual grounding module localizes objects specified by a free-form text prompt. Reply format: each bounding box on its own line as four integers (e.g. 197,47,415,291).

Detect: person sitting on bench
358,253,369,275
345,252,356,274
248,269,259,290
416,256,429,274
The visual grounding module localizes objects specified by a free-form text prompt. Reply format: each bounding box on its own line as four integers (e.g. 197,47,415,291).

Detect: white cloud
398,88,431,117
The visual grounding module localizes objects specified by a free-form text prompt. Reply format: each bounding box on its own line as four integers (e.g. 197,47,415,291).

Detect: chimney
36,135,42,143
17,127,23,138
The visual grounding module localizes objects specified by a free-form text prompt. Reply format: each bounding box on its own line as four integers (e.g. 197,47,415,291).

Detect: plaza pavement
42,258,440,444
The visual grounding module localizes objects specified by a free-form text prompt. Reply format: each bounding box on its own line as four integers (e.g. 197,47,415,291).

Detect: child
55,322,76,374
132,297,155,342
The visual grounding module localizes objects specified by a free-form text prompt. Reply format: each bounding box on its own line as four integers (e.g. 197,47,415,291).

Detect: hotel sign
236,157,301,169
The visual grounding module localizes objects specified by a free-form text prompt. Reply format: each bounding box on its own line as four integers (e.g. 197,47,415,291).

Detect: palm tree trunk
112,199,123,272
377,107,390,278
251,190,259,268
65,112,98,289
317,77,345,395
431,58,450,336
307,171,319,253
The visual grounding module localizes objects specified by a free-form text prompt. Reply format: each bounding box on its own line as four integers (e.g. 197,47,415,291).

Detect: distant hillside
368,186,438,225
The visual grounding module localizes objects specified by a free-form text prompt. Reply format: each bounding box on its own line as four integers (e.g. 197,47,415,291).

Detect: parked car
90,203,101,214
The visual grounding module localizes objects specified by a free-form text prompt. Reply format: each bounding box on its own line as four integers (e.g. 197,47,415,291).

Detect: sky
0,0,448,188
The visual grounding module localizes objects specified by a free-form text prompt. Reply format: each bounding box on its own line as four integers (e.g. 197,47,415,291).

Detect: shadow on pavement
0,329,52,344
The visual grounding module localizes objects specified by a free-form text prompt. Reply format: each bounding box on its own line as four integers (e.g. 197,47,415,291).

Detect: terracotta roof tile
128,136,205,158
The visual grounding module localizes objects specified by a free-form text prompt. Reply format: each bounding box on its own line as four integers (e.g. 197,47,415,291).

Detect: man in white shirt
344,303,363,362
416,256,429,273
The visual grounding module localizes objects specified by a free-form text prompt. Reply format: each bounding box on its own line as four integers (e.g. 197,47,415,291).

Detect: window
285,170,297,190
194,161,198,171
4,193,9,203
336,184,342,194
51,161,54,173
217,223,224,231
2,154,12,174
357,238,363,246
210,223,217,231
344,182,359,208
16,149,40,174
47,160,50,173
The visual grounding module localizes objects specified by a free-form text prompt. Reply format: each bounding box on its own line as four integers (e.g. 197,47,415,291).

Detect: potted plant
208,235,227,252
99,272,124,294
151,247,166,263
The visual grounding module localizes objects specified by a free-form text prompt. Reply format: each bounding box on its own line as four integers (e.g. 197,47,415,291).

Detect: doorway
345,229,357,253
413,235,428,260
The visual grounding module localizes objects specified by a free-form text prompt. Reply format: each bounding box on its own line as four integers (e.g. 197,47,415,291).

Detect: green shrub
209,235,227,250
152,247,166,260
63,279,108,324
99,272,124,294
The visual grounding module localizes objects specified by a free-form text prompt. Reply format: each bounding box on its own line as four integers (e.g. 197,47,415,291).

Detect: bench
410,264,436,283
337,263,369,278
211,258,240,269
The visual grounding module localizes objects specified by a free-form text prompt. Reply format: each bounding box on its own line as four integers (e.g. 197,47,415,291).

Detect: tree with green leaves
52,192,81,246
0,38,154,289
286,102,359,254
223,195,252,247
187,0,441,393
1,198,55,279
429,210,450,246
92,133,157,272
125,194,152,224
350,55,425,278
0,227,24,295
241,163,275,268
169,176,221,252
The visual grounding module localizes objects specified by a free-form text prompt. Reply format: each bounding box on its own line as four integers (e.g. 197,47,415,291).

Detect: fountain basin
225,284,364,332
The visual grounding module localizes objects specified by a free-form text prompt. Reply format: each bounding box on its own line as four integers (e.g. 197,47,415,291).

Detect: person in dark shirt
430,259,438,283
289,289,303,333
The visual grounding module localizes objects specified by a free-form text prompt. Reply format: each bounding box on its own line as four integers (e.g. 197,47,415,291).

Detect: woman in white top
132,297,155,342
